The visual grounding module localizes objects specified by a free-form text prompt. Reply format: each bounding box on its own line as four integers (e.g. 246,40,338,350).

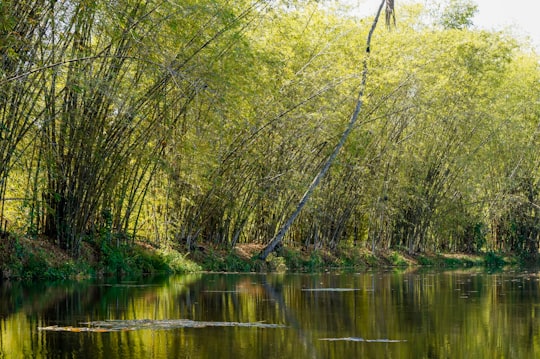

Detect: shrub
484,251,506,267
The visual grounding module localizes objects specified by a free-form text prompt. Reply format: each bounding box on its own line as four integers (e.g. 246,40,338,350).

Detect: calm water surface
1,269,540,358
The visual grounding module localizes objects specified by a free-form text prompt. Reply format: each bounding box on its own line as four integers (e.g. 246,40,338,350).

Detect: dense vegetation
1,0,539,278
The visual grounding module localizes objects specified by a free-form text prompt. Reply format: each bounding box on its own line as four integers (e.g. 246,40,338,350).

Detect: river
1,269,540,358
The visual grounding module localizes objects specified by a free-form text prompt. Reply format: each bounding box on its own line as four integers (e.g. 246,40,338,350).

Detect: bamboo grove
1,0,539,259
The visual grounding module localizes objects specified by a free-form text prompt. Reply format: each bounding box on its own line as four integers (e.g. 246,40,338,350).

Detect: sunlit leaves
1,0,539,257
438,0,477,30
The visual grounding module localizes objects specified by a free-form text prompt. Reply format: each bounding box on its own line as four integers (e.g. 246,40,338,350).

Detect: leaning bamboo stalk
259,0,394,260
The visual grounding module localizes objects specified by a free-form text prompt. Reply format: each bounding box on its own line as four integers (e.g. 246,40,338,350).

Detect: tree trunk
259,0,392,260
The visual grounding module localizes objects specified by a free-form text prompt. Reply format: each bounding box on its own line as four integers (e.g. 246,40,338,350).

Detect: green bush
389,251,408,267
417,255,434,265
281,248,303,270
306,251,324,271
484,251,506,267
159,249,201,273
266,253,288,272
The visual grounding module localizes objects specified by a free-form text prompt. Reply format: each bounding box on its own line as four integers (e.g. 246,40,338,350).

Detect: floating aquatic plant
38,319,286,333
320,337,406,343
301,288,361,292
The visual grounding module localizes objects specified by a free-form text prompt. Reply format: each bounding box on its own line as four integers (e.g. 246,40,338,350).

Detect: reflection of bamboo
262,278,321,359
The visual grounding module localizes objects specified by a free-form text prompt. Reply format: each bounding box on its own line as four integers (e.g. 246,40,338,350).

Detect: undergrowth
0,232,525,282
1,234,202,281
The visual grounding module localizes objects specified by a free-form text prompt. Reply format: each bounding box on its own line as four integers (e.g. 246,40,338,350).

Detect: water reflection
1,270,540,358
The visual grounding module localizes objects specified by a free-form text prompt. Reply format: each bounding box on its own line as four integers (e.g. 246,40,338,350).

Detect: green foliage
417,255,434,266
157,249,202,273
195,248,255,272
306,251,324,271
98,243,131,276
336,243,369,269
389,251,408,267
280,248,304,271
438,0,478,29
96,240,201,277
484,252,507,268
0,235,90,281
0,0,539,273
266,253,288,272
270,248,329,272
42,261,90,281
436,255,480,268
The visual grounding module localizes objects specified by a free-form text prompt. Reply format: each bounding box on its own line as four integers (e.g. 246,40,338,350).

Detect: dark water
1,269,540,358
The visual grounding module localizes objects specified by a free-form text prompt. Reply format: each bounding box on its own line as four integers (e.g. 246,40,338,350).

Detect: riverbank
0,234,520,281
0,234,200,281
194,243,515,272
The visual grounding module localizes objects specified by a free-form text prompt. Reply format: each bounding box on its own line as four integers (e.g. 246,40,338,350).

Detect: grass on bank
190,243,517,272
0,234,201,281
0,233,522,281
